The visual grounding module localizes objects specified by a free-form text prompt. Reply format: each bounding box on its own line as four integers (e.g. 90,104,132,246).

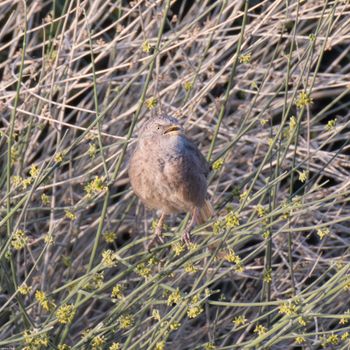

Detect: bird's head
139,115,184,138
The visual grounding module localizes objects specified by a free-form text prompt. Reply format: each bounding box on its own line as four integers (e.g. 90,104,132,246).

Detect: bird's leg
182,208,199,245
148,212,166,249
154,212,166,243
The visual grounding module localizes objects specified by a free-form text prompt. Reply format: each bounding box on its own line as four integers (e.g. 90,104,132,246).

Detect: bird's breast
128,135,207,213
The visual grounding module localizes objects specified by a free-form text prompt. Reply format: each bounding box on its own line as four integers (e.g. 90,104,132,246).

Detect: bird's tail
198,199,215,224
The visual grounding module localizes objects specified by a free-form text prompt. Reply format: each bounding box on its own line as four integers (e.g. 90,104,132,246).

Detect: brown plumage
128,115,213,245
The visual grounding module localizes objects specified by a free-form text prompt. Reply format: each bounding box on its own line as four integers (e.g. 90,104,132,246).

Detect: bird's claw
147,230,164,251
155,234,164,244
154,227,164,244
182,229,192,246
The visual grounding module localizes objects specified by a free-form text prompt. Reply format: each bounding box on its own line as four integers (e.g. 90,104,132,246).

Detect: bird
128,114,213,246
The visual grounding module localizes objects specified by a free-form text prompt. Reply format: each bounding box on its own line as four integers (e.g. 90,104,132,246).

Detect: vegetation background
1,0,350,349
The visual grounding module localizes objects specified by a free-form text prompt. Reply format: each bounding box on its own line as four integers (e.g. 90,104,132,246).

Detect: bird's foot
155,229,164,244
182,229,192,246
147,228,164,251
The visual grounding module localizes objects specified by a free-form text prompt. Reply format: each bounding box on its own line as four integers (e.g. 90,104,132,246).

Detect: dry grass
1,0,350,349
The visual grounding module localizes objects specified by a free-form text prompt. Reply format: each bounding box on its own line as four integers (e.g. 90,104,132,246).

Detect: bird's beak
164,125,181,135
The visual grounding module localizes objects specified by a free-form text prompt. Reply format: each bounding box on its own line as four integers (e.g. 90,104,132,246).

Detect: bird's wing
182,137,210,177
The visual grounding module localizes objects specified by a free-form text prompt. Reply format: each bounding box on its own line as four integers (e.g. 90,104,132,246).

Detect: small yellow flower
235,263,244,273
263,268,272,283
339,310,350,325
187,304,203,319
212,158,224,170
254,324,267,336
65,209,76,221
103,231,117,243
292,195,302,208
239,53,251,64
225,212,240,228
339,317,348,325
152,309,161,321
169,321,181,330
167,288,182,305
88,143,97,158
148,256,159,265
155,341,165,350
142,40,152,53
58,344,71,350
44,233,55,245
213,220,223,235
18,283,32,296
325,118,337,131
22,177,33,189
93,272,104,288
204,288,212,297
145,97,157,110
260,118,268,126
281,201,290,220
23,330,49,348
297,316,307,326
317,227,330,240
326,334,339,345
298,170,308,183
84,176,107,198
295,336,305,344
12,175,23,189
54,152,64,163
56,304,75,324
309,33,316,41
171,241,185,256
233,315,247,327
91,335,105,349
256,204,265,218
109,343,121,350
191,294,200,303
11,230,28,250
111,284,124,300
101,250,118,268
223,248,238,263
183,81,193,91
29,164,39,178
11,145,19,163
239,190,250,202
344,279,350,291
289,116,297,131
251,81,258,89
295,91,313,109
187,242,198,251
81,328,92,340
135,262,152,278
203,343,216,350
278,302,297,316
35,290,55,311
262,230,271,240
41,193,50,205
118,314,134,329
184,262,198,274
342,332,349,340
